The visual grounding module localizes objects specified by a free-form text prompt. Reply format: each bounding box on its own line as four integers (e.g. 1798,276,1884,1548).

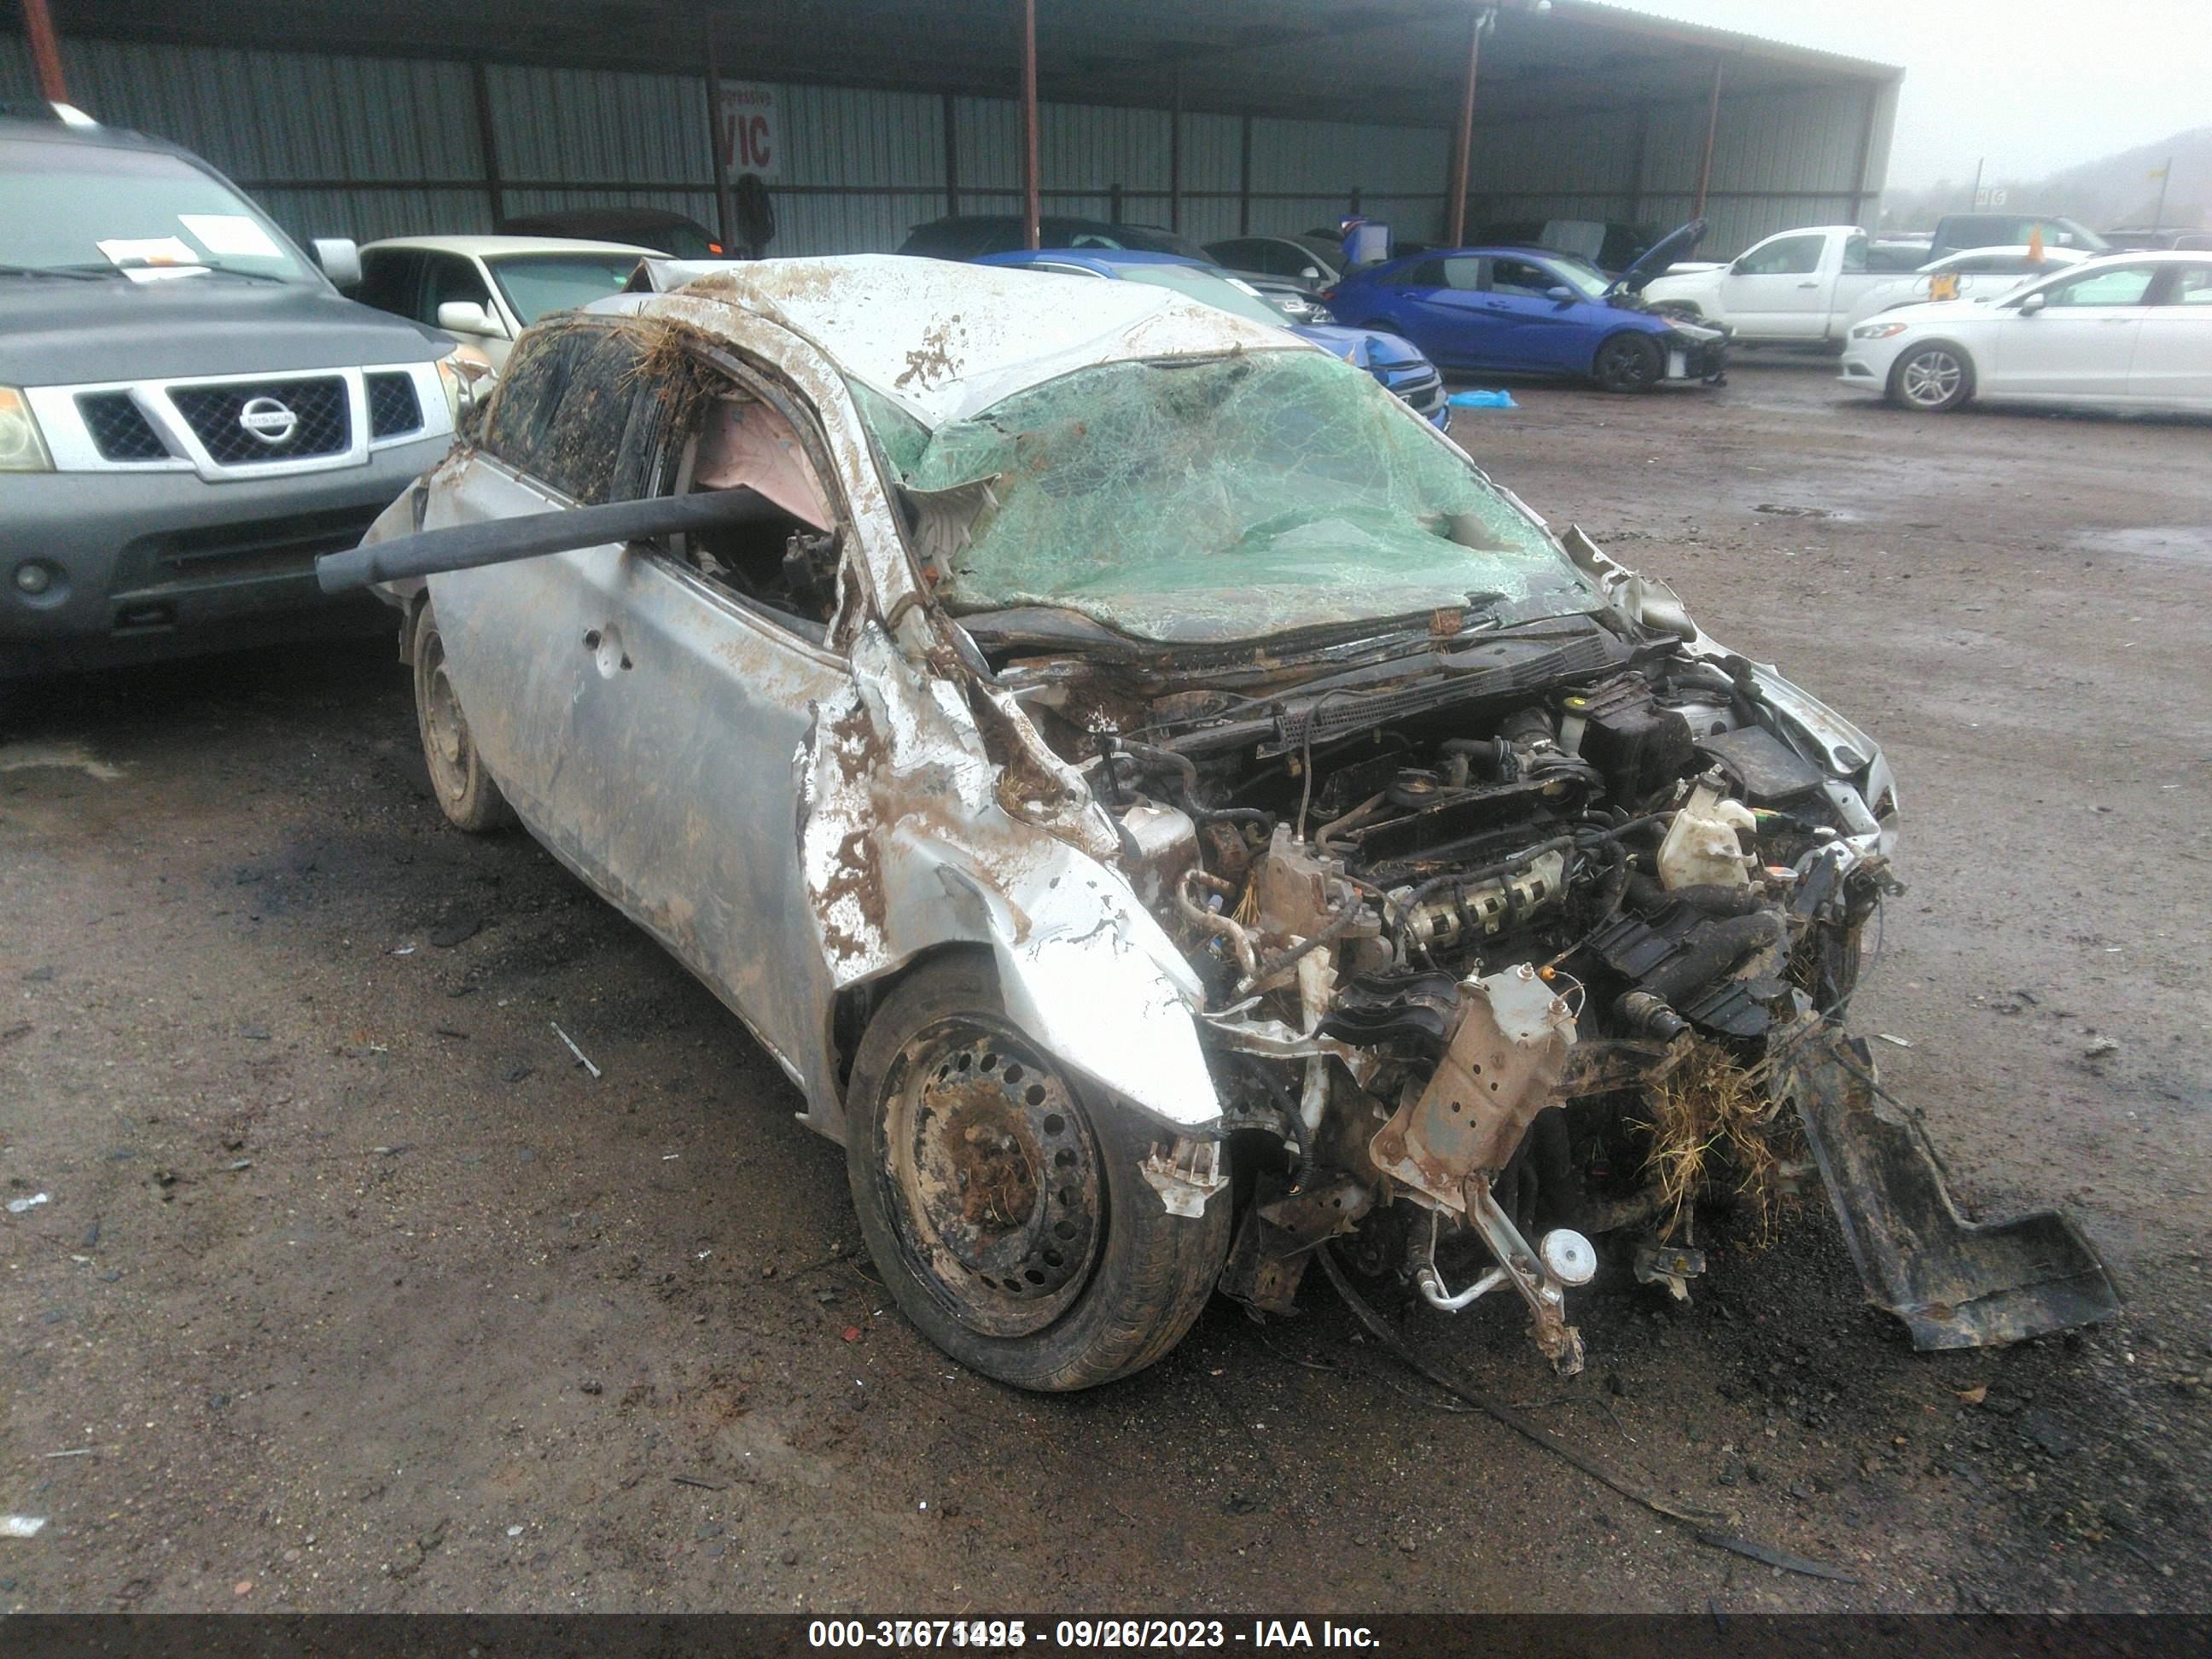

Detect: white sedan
1839,252,2212,412
1842,244,2088,332
355,236,655,370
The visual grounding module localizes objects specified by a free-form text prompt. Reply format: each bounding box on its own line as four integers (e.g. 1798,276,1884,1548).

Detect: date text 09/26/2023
806,1619,1382,1650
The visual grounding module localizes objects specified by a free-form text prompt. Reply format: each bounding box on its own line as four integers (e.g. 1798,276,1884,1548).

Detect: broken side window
479,321,643,505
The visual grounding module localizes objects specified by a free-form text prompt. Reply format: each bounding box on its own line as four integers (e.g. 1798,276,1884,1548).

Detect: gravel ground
2,354,2207,1615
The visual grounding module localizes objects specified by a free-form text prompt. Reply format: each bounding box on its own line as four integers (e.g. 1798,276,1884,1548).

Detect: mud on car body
323,256,2116,1390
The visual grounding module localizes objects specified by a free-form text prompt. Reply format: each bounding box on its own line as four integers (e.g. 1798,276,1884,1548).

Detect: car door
422,321,655,888
422,251,515,368
1389,254,1505,368
576,375,852,1091
355,247,427,321
1988,263,2157,398
2128,262,2212,405
428,317,849,1086
1721,231,1831,337
1479,255,1594,373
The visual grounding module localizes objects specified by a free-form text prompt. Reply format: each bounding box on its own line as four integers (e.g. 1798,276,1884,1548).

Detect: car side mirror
311,237,362,288
1300,266,1322,282
437,300,507,339
1547,285,1575,304
2017,291,2046,316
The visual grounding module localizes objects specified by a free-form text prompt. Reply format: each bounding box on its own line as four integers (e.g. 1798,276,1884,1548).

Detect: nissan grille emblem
237,395,300,447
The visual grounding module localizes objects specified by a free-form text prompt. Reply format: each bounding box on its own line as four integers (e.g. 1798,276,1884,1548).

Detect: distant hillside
1883,127,2211,233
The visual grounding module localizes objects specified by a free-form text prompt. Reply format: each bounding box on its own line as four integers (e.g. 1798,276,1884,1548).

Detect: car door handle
1796,281,1820,288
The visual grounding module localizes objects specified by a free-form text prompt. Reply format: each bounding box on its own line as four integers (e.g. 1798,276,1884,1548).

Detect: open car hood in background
1611,218,1708,295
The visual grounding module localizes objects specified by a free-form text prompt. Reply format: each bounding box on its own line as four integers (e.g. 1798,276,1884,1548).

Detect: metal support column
1694,57,1725,218
1169,67,1183,235
1238,113,1254,235
704,26,736,253
20,0,68,102
1444,8,1484,247
1020,0,1041,249
942,90,961,218
1847,81,1879,224
470,61,506,228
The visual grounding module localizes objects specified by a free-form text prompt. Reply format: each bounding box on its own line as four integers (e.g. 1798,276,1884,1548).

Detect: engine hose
1438,736,1515,785
1624,870,1766,916
1174,868,1258,985
1239,883,1367,992
1316,791,1388,855
1093,742,1273,838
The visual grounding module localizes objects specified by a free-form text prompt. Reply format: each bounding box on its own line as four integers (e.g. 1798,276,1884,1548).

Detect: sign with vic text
719,83,780,179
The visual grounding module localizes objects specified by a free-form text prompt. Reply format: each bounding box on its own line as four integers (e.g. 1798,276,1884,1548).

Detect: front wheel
411,601,514,833
1593,332,1666,393
1886,340,1975,412
845,954,1231,1391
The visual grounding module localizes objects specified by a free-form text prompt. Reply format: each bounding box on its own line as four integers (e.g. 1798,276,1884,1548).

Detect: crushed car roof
603,253,1309,427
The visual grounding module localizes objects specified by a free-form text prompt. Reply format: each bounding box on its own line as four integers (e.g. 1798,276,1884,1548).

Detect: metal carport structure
5,1,1899,259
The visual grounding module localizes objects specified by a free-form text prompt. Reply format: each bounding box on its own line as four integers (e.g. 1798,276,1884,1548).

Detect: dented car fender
798,624,1222,1138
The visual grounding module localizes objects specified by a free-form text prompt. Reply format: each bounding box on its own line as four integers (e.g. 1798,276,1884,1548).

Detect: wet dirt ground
3,357,2208,1615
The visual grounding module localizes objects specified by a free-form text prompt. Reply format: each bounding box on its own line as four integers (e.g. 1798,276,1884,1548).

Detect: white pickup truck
1638,225,1928,346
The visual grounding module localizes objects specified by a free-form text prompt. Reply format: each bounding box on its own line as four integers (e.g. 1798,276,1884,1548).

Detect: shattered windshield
854,350,1594,643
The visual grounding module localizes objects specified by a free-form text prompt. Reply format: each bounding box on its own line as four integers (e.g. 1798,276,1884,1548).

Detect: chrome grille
365,371,424,439
75,392,170,462
168,376,351,466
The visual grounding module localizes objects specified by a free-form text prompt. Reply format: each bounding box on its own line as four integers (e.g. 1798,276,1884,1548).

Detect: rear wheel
411,602,513,833
1887,341,1974,411
1593,332,1666,393
845,954,1231,1391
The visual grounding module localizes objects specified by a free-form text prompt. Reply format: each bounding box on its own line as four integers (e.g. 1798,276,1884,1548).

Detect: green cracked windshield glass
851,350,1595,643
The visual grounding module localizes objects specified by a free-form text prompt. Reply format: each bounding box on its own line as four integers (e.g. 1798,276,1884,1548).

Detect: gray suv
1,106,465,675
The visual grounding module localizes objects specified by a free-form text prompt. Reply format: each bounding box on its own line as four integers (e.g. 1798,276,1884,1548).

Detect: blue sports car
1324,223,1728,393
975,247,1449,428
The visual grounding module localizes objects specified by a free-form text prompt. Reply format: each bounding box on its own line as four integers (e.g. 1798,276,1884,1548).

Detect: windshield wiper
0,262,120,281
188,265,292,286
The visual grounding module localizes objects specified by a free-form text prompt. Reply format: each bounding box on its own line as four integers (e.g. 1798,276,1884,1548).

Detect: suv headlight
1852,321,1909,341
0,387,54,473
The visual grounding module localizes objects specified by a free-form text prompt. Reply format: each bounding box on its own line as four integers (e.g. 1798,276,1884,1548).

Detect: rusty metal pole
1694,56,1724,218
1020,0,1041,249
21,0,69,103
1169,67,1183,235
1445,7,1484,247
704,26,737,254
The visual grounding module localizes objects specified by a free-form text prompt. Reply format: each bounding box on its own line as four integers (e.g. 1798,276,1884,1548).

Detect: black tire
1885,339,1975,412
845,953,1231,1391
411,601,514,833
1592,331,1666,393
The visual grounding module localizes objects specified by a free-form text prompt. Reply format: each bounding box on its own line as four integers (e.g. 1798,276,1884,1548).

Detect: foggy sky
1618,0,2209,187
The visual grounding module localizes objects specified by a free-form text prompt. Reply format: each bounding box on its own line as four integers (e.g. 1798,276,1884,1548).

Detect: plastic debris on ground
1447,389,1518,409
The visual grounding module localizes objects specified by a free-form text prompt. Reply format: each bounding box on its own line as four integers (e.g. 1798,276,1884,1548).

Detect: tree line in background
1878,125,2209,233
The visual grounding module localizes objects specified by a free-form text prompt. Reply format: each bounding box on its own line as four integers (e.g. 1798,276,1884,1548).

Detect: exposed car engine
987,599,1900,1373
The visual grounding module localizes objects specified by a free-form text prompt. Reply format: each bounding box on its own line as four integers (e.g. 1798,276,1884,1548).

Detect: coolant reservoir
1656,777,1757,889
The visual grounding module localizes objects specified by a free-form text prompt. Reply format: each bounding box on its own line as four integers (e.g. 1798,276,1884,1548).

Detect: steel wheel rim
420,636,474,800
1901,349,1961,407
880,1016,1104,1339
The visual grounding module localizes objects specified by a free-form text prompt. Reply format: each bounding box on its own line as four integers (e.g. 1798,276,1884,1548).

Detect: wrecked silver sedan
323,255,2116,1390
